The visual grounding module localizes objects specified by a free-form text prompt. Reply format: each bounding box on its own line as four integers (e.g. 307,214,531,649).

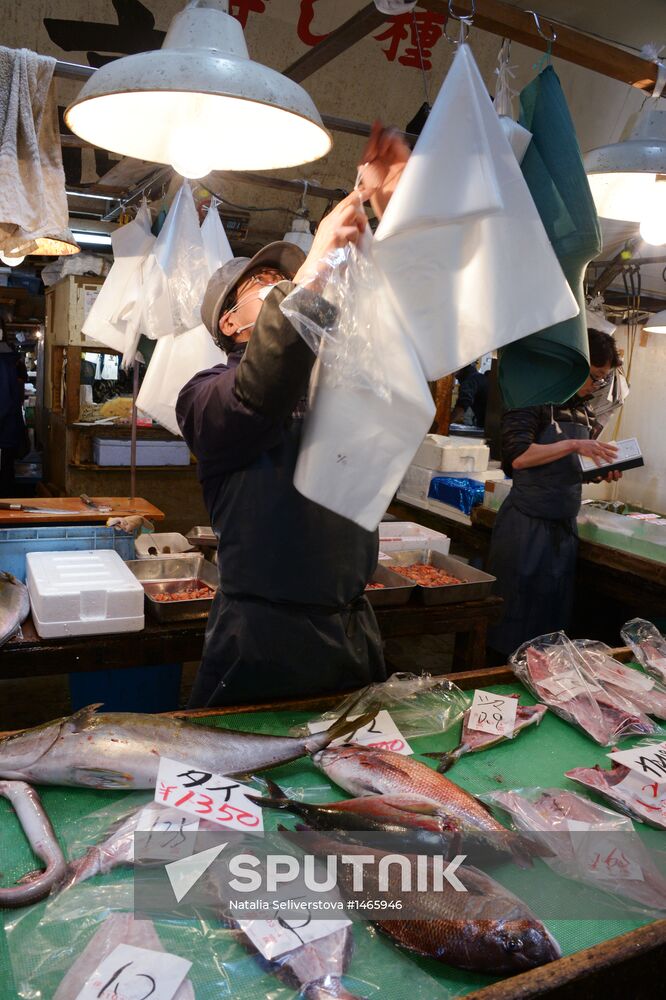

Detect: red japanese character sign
374,11,446,70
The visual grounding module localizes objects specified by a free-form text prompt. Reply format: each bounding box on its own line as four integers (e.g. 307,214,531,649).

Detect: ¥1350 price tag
238,918,352,961
75,943,191,1000
467,690,518,738
308,710,413,755
155,758,263,830
608,740,666,780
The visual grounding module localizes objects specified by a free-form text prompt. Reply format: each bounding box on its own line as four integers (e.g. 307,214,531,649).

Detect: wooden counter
0,496,164,527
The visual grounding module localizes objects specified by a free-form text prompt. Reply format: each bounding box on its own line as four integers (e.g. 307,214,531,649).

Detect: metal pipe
130,361,139,506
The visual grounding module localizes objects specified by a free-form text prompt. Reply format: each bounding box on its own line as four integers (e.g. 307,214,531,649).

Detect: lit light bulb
0,253,25,266
169,122,214,180
639,179,666,246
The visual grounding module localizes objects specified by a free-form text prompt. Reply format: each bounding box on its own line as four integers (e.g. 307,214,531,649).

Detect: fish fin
70,766,133,789
67,704,104,732
245,776,292,811
305,691,380,753
422,749,462,773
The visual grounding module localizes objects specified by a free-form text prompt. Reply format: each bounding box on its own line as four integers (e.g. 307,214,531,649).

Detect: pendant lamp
585,96,666,246
65,0,331,178
644,309,666,333
0,231,80,266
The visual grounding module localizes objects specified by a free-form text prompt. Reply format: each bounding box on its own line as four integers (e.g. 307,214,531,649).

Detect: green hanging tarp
498,66,602,407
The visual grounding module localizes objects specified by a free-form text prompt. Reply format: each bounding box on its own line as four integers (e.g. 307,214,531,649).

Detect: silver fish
0,700,374,790
0,572,30,647
0,780,67,907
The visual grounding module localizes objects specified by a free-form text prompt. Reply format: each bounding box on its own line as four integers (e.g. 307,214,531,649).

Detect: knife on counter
0,502,75,514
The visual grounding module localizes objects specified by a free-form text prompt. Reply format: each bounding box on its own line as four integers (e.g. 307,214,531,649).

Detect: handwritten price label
75,943,191,1000
131,805,200,862
566,823,644,882
616,770,666,820
609,740,666,779
238,917,352,961
308,710,413,755
155,758,263,831
467,690,518,738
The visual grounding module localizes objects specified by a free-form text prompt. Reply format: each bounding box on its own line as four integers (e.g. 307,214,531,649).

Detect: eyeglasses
225,270,287,317
590,373,612,388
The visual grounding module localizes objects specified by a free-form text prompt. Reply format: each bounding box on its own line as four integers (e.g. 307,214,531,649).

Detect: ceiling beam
206,171,348,203
421,0,662,94
282,3,387,83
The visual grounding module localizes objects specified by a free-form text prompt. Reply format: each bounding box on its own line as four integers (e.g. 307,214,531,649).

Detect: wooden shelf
69,462,194,471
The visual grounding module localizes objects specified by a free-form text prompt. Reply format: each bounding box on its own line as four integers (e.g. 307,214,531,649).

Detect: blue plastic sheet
428,476,485,515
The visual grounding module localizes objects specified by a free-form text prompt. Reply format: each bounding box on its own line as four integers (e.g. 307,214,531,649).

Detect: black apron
486,412,590,657
189,422,386,707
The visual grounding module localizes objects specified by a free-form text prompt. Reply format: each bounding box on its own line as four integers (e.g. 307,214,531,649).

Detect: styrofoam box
401,464,504,501
413,434,490,474
93,438,191,466
26,549,144,638
379,520,450,556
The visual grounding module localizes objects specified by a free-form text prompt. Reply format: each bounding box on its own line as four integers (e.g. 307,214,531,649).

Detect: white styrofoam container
483,479,513,511
26,549,144,638
93,438,191,466
413,434,490,473
379,520,451,555
400,464,504,502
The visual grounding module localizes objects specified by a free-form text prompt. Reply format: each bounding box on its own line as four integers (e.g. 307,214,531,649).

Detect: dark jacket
500,401,593,477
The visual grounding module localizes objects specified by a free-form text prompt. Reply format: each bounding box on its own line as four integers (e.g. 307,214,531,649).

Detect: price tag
131,805,200,862
609,741,666,779
238,917,352,961
75,943,191,1000
616,770,666,820
307,710,413,755
573,834,644,881
467,690,518,738
538,673,590,702
155,758,263,831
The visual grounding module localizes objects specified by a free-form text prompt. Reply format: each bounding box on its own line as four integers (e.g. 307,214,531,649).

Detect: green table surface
1,681,662,999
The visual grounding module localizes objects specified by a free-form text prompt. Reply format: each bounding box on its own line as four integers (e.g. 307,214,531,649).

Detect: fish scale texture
0,680,658,999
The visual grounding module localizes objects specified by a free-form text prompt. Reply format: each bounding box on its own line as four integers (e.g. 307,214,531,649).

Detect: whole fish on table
281,826,561,974
0,701,373,790
0,780,66,907
566,759,666,830
423,697,548,772
312,746,540,868
0,572,30,647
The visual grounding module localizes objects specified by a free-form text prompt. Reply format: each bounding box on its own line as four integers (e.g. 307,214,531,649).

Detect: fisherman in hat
177,125,409,707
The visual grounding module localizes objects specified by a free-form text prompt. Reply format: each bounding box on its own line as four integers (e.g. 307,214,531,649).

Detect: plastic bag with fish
566,748,666,831
511,632,654,745
481,786,666,916
621,618,666,684
574,638,666,719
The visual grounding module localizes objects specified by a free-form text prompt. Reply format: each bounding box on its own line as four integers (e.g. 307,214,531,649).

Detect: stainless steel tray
126,556,218,621
186,525,218,548
364,564,416,607
385,549,496,606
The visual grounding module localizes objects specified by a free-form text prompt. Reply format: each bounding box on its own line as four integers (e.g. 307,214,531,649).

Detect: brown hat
200,241,306,344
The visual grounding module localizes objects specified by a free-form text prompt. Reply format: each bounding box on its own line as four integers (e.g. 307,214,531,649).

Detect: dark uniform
177,281,386,706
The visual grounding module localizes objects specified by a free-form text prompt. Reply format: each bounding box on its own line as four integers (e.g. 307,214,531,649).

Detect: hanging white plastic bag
144,182,209,339
373,43,578,380
293,232,435,531
81,202,154,353
136,324,226,436
201,197,233,275
281,228,392,401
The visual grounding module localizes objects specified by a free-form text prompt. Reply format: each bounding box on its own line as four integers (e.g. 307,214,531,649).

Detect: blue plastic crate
0,526,135,581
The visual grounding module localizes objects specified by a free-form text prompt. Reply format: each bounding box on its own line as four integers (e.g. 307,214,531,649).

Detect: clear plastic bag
280,226,392,402
481,786,666,917
292,672,467,741
621,618,666,684
510,631,653,745
573,638,666,721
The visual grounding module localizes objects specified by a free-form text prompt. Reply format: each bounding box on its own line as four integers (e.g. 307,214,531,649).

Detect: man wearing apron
487,330,622,658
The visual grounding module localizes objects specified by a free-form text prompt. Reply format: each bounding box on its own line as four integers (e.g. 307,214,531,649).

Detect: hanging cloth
372,43,578,382
498,67,602,407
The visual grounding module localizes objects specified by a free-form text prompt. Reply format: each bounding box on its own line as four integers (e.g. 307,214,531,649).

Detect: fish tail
246,776,293,811
422,748,463,773
305,692,380,752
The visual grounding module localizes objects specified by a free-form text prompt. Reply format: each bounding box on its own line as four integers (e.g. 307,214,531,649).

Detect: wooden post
432,374,454,435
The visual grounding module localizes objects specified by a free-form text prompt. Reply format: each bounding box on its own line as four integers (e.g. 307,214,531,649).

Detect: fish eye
503,936,524,952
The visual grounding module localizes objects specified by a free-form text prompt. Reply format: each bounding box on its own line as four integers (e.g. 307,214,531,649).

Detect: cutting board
0,497,165,527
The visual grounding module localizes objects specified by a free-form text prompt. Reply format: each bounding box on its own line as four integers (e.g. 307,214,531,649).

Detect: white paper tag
609,741,666,780
155,758,263,830
538,673,589,702
238,918,352,961
307,710,413,755
616,770,666,821
568,830,644,881
75,943,191,1000
467,690,518,738
132,805,200,862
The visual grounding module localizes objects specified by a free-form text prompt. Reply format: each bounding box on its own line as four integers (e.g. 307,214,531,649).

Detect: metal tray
126,556,218,621
364,564,416,607
385,549,496,606
186,526,218,548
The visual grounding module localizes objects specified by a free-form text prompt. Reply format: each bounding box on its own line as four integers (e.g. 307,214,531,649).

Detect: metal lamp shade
64,0,331,175
644,308,666,334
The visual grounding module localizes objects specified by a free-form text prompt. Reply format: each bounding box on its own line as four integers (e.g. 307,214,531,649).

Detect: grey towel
0,46,69,252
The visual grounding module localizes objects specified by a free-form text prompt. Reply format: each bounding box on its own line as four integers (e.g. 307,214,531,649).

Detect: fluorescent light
65,0,331,175
66,190,118,202
71,232,113,246
644,308,666,334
